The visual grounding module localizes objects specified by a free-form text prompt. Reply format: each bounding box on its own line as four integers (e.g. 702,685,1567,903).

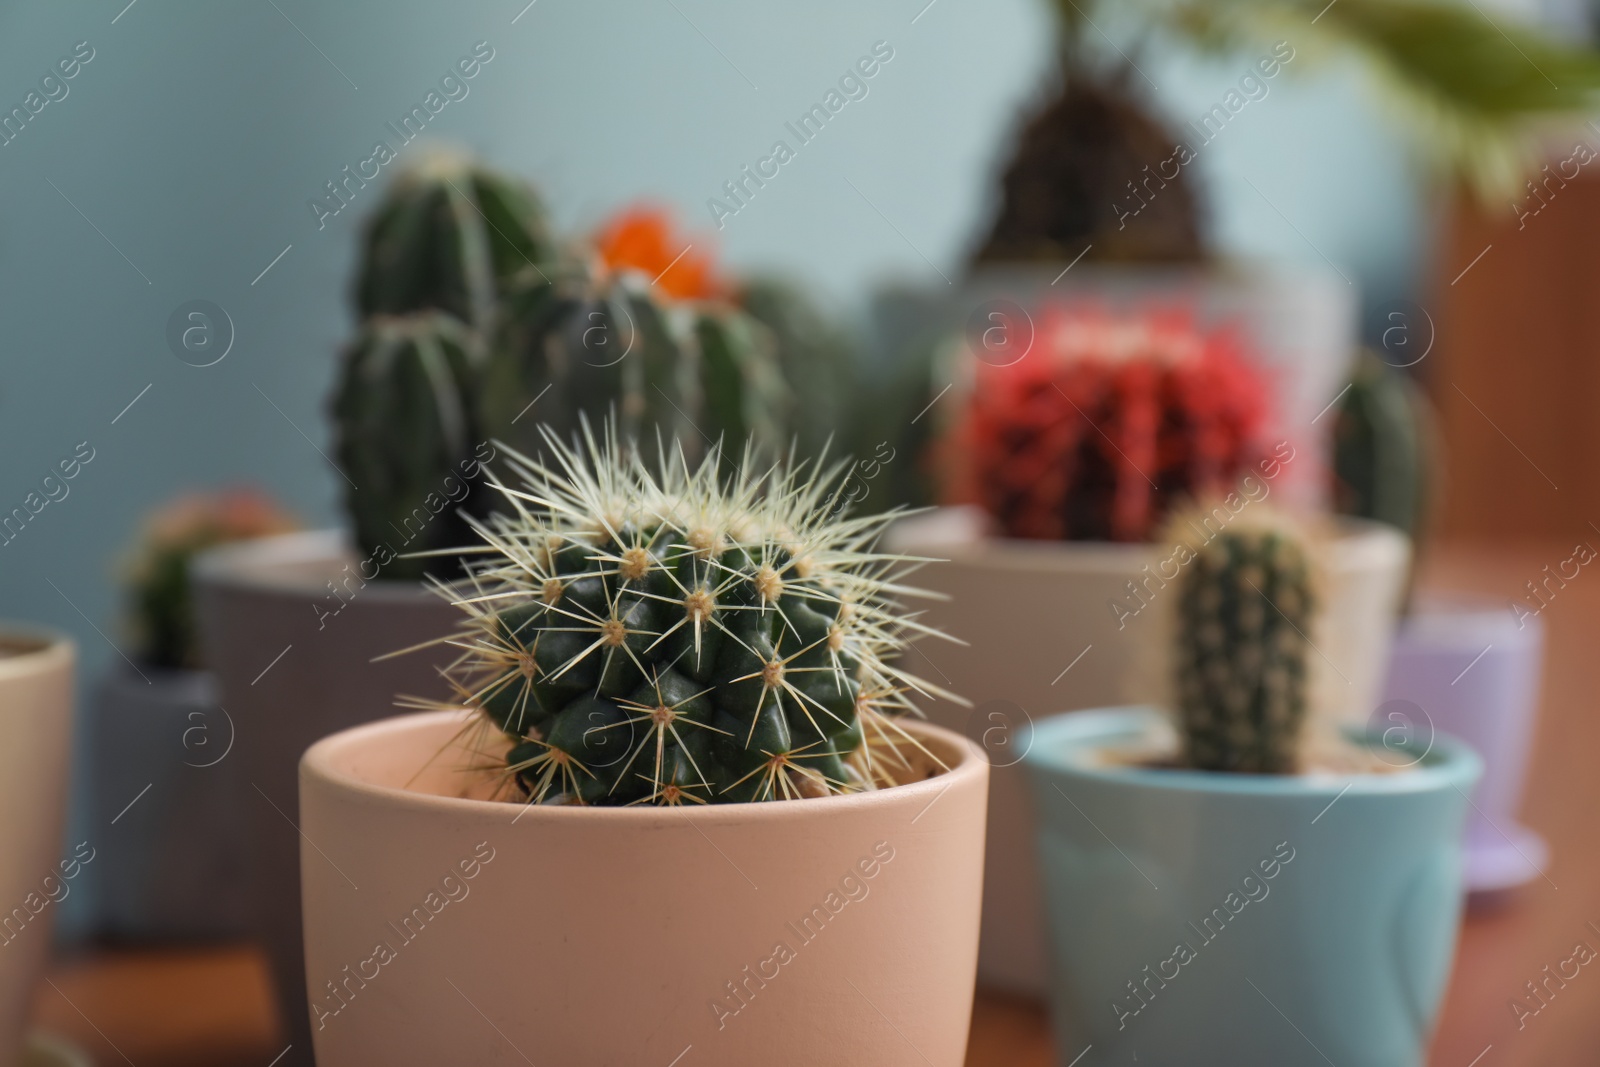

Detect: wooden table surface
29,545,1598,1065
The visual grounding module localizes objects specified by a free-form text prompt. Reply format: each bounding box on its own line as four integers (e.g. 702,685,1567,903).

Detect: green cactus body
483,272,788,463
434,424,953,806
331,313,482,580
1332,349,1431,541
355,154,556,334
1173,516,1315,774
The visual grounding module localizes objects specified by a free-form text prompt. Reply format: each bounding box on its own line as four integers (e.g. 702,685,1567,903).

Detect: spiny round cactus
1170,508,1315,774
355,152,557,335
482,207,789,463
331,312,482,580
425,423,957,806
955,304,1269,542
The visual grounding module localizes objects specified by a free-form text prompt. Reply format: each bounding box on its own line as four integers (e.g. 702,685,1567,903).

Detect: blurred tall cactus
483,207,790,460
332,164,833,581
1331,349,1432,543
332,313,483,580
1170,508,1315,773
355,152,557,333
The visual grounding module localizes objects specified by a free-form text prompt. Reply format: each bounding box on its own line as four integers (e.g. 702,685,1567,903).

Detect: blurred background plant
122,489,298,670
977,0,1600,265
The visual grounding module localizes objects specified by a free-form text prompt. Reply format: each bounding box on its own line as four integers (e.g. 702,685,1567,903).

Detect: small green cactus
1331,349,1432,543
426,423,956,806
1171,509,1315,774
331,313,483,580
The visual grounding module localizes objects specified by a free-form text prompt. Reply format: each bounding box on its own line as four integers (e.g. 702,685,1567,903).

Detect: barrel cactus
430,423,956,806
482,206,789,462
1331,349,1432,542
355,151,557,334
955,304,1270,541
331,312,483,580
1170,508,1315,774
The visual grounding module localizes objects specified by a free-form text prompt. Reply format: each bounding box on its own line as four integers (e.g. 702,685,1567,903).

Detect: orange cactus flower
594,205,727,302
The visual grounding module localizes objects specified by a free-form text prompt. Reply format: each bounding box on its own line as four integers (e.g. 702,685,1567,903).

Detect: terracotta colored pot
299,711,988,1066
888,507,1408,994
193,531,459,1063
0,628,75,1066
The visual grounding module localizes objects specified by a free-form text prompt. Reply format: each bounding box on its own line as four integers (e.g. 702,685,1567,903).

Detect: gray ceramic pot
194,531,459,1065
1023,708,1479,1067
88,664,250,940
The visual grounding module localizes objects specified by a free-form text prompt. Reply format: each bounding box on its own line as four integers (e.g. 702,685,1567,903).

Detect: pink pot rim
302,709,987,825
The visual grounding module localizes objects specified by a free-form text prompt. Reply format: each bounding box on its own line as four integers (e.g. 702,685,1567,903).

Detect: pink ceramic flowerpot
0,629,75,1067
299,711,989,1066
1380,596,1548,892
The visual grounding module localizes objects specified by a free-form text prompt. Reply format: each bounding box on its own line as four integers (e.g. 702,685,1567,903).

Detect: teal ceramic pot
1022,708,1481,1067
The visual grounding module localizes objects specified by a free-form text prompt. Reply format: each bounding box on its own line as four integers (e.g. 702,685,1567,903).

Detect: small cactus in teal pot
1169,507,1316,774
424,422,958,806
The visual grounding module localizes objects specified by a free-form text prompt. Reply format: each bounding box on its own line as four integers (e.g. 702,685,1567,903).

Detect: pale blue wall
0,0,1429,933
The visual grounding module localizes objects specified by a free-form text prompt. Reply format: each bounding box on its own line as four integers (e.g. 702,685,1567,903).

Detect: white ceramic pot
1381,596,1548,893
888,507,1408,995
0,629,75,1067
299,711,988,1066
87,665,250,940
193,531,459,1064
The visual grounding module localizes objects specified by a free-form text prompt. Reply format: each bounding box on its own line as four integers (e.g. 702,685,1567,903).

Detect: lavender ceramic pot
1379,596,1547,892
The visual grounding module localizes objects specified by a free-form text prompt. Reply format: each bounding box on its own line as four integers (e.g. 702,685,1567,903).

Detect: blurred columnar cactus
425,423,959,805
354,151,557,333
333,169,825,581
954,305,1270,541
1170,509,1315,774
484,207,790,460
1331,349,1432,543
331,313,483,581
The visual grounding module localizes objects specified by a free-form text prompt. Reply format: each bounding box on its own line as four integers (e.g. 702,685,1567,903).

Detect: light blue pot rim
1022,707,1482,797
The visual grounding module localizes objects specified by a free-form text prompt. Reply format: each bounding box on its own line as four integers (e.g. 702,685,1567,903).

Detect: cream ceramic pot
888,507,1408,994
0,629,75,1067
299,711,989,1066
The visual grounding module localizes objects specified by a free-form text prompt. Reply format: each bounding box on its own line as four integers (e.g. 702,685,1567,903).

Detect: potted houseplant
196,155,808,1058
888,302,1409,993
1023,508,1479,1065
1333,350,1551,893
0,627,77,1064
297,426,988,1065
90,488,295,941
865,0,1600,514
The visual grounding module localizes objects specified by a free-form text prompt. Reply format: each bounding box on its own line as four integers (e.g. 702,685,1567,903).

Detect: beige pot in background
0,629,75,1067
889,507,1408,995
299,711,988,1066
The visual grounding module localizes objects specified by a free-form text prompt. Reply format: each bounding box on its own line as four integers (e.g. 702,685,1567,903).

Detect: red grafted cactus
958,305,1270,542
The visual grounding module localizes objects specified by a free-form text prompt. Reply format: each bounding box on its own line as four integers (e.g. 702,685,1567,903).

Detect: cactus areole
421,424,959,806
958,305,1270,542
